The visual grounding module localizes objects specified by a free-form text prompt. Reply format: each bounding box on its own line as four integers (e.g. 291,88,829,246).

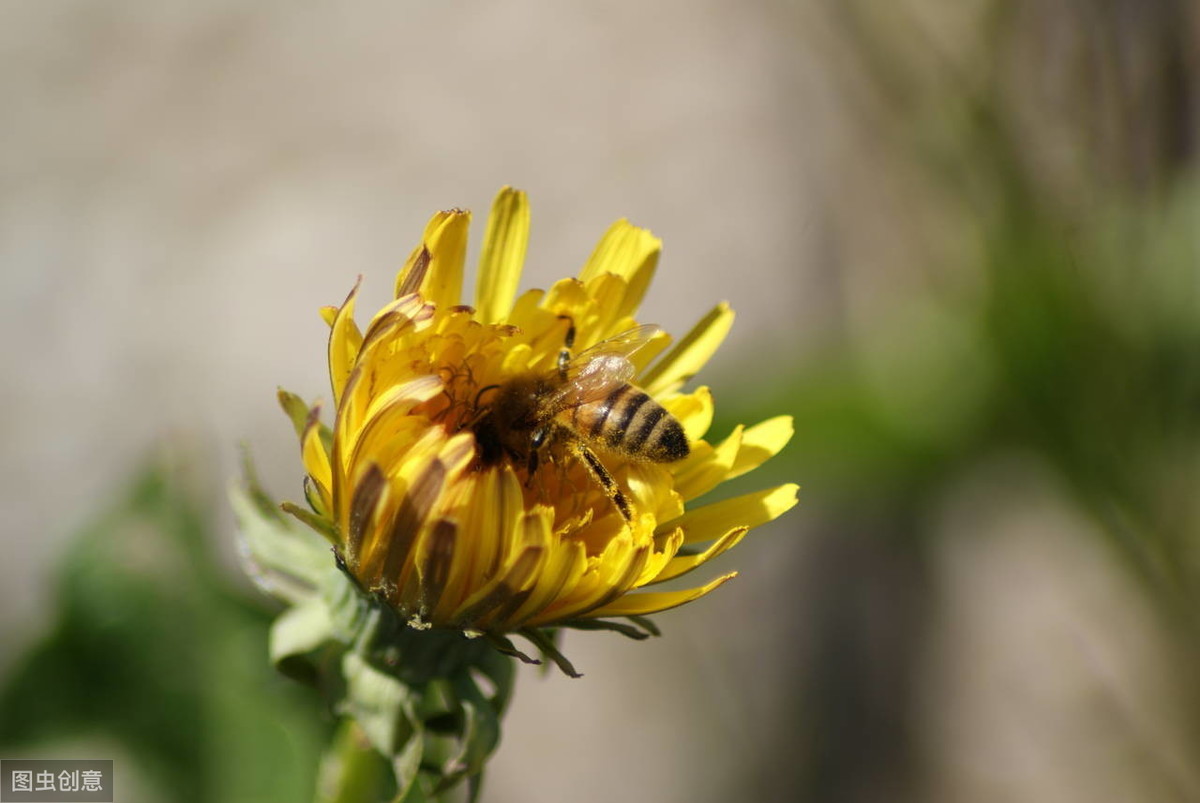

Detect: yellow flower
281,187,797,640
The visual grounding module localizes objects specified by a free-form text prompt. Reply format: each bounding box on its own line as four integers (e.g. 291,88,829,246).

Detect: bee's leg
571,441,633,524
525,427,549,485
500,444,525,474
526,448,539,483
556,314,576,380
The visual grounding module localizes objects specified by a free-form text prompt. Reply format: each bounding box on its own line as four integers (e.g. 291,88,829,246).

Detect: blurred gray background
0,0,821,621
3,2,1199,802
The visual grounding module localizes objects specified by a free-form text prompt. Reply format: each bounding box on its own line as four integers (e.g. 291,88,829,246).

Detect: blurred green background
2,2,1198,801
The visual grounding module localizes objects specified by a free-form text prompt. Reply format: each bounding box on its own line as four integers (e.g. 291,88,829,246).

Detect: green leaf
0,459,330,803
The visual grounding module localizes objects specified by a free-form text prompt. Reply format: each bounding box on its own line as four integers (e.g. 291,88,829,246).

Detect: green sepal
239,445,288,525
340,652,424,799
519,628,582,678
558,617,659,640
281,500,339,543
441,673,500,786
627,615,662,637
278,388,312,439
304,475,334,519
230,479,328,605
269,598,336,686
278,388,336,456
472,645,517,717
483,632,541,666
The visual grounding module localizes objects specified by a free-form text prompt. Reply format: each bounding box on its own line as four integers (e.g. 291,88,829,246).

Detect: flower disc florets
281,188,797,639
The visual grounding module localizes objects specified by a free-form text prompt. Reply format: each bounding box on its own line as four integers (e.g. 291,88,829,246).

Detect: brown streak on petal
362,299,427,351
456,584,515,630
337,366,363,423
396,247,432,297
339,278,362,307
505,551,578,630
486,587,534,630
304,403,322,432
380,459,447,589
454,547,542,628
302,475,324,514
346,464,386,564
420,518,457,616
361,310,403,348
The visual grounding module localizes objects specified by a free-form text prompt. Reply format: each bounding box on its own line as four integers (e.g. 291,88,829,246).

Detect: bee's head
478,375,540,431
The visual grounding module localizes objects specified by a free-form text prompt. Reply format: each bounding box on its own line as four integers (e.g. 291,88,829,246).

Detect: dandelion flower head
281,187,797,640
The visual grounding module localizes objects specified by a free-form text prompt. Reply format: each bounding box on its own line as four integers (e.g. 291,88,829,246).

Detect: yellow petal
455,545,545,627
499,342,534,376
301,406,333,508
328,279,364,408
541,277,590,318
394,209,471,310
580,571,737,618
640,302,734,396
475,187,530,323
438,467,525,617
647,526,748,584
660,386,714,442
629,328,672,375
657,484,800,544
580,219,661,320
727,415,794,480
362,292,436,349
580,272,630,339
385,433,477,607
524,535,644,626
453,510,547,626
633,526,685,585
620,462,683,530
507,287,546,328
504,536,588,629
341,375,443,476
335,295,437,443
472,508,558,629
393,244,431,299
671,425,743,501
354,428,447,588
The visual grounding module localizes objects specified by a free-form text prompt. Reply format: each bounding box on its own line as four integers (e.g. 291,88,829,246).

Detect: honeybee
472,319,689,523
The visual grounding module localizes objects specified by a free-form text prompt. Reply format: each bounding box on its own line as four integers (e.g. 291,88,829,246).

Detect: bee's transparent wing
549,324,662,408
571,324,662,366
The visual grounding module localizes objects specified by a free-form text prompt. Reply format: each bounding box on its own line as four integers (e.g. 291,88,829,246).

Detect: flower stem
315,719,394,803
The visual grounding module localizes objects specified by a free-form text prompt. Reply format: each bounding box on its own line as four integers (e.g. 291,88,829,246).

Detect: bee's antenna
556,314,577,349
556,315,577,379
474,384,500,407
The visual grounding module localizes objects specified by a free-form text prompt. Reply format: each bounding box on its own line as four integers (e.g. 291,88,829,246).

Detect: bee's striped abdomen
571,384,690,462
